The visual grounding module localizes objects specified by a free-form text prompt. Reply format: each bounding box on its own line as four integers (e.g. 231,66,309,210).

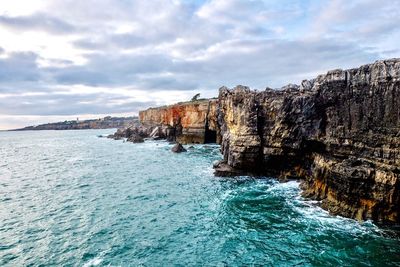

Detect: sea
0,129,399,266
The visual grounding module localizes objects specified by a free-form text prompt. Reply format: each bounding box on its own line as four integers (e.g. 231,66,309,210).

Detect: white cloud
0,0,47,16
0,0,398,129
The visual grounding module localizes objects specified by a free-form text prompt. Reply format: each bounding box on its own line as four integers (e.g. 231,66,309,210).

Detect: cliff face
139,99,218,144
215,59,400,224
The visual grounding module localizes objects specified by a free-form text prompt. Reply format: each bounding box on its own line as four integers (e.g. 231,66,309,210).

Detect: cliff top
221,58,400,95
141,98,218,112
142,58,400,114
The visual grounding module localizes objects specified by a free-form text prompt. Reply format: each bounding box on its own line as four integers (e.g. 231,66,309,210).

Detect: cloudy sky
0,0,399,129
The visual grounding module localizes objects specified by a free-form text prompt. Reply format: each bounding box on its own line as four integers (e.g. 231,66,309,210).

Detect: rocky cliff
139,99,218,144
215,59,400,224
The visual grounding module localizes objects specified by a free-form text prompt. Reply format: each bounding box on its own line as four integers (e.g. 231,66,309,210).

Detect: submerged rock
171,143,187,153
107,134,123,140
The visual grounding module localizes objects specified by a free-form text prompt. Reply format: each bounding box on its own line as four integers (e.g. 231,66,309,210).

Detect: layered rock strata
215,59,400,224
139,99,218,144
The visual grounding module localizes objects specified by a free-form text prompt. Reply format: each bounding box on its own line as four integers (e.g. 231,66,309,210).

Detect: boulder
171,143,187,153
127,133,144,143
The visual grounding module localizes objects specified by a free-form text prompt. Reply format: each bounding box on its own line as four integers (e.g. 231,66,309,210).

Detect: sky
0,0,399,130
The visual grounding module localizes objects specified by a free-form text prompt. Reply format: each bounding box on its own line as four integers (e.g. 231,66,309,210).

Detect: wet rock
127,133,144,143
171,143,187,153
107,134,123,140
213,161,244,177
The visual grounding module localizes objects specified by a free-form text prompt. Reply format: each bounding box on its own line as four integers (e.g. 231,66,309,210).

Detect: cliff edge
215,58,400,224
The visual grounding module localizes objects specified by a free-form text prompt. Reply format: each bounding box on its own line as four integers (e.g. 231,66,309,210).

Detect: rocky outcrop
127,133,144,143
108,58,400,224
215,59,400,224
108,124,149,139
139,99,218,144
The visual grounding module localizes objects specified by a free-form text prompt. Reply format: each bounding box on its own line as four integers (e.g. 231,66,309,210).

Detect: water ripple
0,130,399,266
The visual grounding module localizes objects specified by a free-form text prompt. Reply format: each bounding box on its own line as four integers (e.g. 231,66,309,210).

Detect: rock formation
139,99,218,144
127,133,144,143
108,58,400,224
108,124,149,140
214,58,400,224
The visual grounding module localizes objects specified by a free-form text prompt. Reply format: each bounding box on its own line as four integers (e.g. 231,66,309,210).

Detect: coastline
109,58,400,225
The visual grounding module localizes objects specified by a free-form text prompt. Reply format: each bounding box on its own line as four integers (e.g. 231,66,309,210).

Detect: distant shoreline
8,116,138,131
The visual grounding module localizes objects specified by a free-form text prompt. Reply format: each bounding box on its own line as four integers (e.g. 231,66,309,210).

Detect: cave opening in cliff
204,116,216,143
204,103,217,143
205,129,217,143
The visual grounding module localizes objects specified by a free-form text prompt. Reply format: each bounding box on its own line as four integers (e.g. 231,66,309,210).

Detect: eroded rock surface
108,123,150,141
139,99,218,144
215,59,400,224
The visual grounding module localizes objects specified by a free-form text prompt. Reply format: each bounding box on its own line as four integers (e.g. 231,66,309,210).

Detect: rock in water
171,143,187,153
213,161,243,176
127,133,144,143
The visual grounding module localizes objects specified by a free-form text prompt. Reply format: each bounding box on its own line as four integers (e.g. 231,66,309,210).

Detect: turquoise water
0,130,399,266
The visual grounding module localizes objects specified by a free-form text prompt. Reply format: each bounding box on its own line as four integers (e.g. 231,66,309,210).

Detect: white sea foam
83,256,103,267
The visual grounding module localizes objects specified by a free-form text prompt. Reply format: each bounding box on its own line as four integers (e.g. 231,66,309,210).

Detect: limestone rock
215,58,400,224
139,99,218,144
